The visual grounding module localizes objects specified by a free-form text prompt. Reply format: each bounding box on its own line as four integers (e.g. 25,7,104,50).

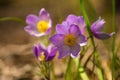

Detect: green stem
77,57,89,80
112,0,116,80
51,62,56,80
79,0,104,80
75,58,80,80
79,66,89,80
65,57,72,80
79,0,95,48
46,62,51,80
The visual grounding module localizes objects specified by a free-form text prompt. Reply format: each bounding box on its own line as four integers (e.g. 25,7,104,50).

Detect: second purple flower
50,21,87,59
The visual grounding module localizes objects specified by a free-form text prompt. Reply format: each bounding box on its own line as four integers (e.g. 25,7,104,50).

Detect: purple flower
91,17,115,40
66,14,86,34
24,8,52,37
33,44,57,61
50,22,87,59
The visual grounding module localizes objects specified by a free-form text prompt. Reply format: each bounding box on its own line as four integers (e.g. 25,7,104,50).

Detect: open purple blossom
24,8,52,37
50,22,87,59
33,44,57,61
66,14,86,34
91,17,115,40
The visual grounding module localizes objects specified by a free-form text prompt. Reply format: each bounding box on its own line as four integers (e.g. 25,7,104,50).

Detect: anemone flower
50,22,87,59
24,8,52,37
33,44,57,61
91,17,115,40
66,14,86,34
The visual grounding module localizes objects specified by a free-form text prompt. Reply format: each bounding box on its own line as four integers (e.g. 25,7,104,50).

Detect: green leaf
0,17,26,25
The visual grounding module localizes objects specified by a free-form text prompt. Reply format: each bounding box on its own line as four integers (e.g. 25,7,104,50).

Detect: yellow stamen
39,52,45,61
37,21,49,33
64,34,76,46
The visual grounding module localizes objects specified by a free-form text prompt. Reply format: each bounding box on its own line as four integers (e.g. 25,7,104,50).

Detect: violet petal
77,16,86,34
69,24,81,36
38,44,48,58
24,26,45,37
39,8,51,22
66,14,77,24
58,45,70,59
91,17,105,32
26,15,39,25
56,21,69,34
33,45,40,58
46,47,57,61
77,34,87,46
93,32,115,40
50,34,65,47
66,14,86,34
70,44,81,58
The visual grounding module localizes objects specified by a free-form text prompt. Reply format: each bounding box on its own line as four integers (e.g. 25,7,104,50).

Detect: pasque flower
91,17,115,40
66,14,86,34
24,8,52,37
33,44,57,61
50,22,87,59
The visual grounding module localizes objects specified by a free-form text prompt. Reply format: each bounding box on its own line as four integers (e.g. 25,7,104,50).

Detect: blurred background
0,0,120,80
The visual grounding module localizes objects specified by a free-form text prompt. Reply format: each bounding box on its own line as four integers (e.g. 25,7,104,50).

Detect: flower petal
77,16,86,34
66,14,77,24
66,14,86,34
24,26,45,37
38,44,48,58
39,8,52,30
47,44,53,53
26,14,39,25
69,24,81,36
56,21,69,34
58,45,70,59
93,32,115,40
77,34,87,46
70,44,81,58
50,34,65,46
46,47,57,61
91,17,105,32
39,8,51,22
33,44,40,58
45,28,51,35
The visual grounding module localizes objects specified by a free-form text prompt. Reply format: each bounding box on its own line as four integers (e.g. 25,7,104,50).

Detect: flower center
37,21,49,33
64,34,76,47
38,52,45,61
